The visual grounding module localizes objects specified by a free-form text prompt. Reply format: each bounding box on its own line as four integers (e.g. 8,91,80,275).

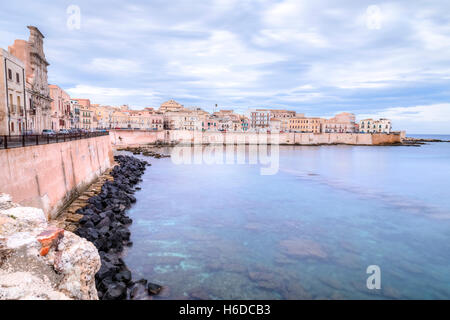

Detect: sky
1,0,450,133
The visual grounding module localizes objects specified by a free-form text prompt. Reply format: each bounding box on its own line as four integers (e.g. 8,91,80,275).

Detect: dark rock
115,270,132,283
98,226,110,236
84,220,95,229
128,279,149,299
79,215,91,224
74,155,151,300
96,261,119,280
148,283,162,295
96,216,111,229
103,282,127,300
90,214,101,225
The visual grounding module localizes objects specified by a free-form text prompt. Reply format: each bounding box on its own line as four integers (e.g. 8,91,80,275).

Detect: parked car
59,129,70,134
42,129,56,136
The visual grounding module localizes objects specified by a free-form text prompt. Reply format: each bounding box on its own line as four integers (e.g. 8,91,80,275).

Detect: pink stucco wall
109,130,166,146
0,135,113,219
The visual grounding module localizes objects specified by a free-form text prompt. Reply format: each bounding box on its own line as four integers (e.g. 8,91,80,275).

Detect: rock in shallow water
148,283,163,295
279,238,327,259
104,282,127,300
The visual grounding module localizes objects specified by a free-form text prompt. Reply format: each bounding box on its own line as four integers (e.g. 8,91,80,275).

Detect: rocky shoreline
74,155,161,300
116,146,171,158
402,137,450,146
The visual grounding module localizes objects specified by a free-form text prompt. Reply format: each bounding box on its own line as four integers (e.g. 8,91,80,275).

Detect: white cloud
66,85,158,106
253,29,329,47
159,30,285,88
414,20,450,51
256,0,329,48
262,0,305,28
84,58,142,75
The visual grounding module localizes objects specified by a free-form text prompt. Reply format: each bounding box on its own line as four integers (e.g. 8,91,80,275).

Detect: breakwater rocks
116,146,170,158
0,194,100,300
74,155,162,300
402,137,450,146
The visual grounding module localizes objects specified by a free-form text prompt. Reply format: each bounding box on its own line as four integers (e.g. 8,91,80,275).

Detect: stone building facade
0,49,27,135
249,109,271,131
322,112,356,133
8,26,52,134
359,118,392,134
270,109,301,132
289,117,323,133
49,84,71,131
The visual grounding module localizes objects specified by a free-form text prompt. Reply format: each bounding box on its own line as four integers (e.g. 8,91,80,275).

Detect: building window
8,69,12,80
9,94,14,112
16,73,20,83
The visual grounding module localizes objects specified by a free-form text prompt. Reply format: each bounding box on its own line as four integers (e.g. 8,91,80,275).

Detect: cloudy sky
1,0,450,133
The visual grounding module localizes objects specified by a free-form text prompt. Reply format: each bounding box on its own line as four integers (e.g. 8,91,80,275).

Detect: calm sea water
123,138,450,300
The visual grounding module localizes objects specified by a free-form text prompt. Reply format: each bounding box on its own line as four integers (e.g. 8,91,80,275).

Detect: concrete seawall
110,130,402,146
0,135,113,219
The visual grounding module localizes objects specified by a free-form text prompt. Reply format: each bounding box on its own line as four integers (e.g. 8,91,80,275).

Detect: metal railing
0,131,109,150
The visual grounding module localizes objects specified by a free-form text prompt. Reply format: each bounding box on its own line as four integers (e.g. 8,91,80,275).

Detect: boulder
0,195,101,300
147,283,162,295
103,282,127,300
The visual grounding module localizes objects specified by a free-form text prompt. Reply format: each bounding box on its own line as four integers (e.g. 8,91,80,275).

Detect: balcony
8,104,17,114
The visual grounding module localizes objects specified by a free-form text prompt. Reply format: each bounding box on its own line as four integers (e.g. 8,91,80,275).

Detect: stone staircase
54,166,116,232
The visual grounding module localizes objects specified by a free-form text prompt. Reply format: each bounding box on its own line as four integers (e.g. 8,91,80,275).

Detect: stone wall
109,130,402,146
0,135,113,219
110,129,166,146
372,132,403,145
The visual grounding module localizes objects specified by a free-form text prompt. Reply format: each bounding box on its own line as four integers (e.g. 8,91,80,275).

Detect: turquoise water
123,141,450,300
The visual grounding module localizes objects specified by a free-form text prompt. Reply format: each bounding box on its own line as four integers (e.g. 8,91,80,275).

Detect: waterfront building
248,109,299,132
91,105,109,129
240,115,249,132
72,98,91,109
208,109,246,132
249,109,271,131
0,49,27,135
49,84,71,131
359,118,392,134
123,109,163,130
111,110,129,129
69,100,81,129
158,99,185,113
80,104,93,130
72,98,93,130
322,112,356,133
8,26,52,134
269,109,299,132
288,117,323,133
149,113,164,131
163,111,188,130
269,118,281,132
203,116,218,132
